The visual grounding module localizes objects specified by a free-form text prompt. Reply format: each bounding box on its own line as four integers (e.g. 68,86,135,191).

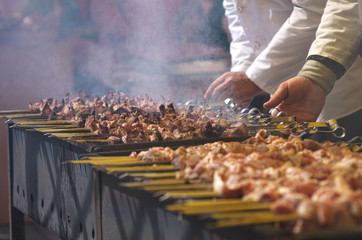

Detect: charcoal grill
6,118,253,240
5,114,362,240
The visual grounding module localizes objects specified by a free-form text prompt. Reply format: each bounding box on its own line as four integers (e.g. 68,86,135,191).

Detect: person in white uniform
204,0,362,141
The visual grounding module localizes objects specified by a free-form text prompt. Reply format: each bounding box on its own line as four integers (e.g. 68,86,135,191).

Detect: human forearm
246,2,324,94
308,0,360,70
299,0,360,94
223,0,255,72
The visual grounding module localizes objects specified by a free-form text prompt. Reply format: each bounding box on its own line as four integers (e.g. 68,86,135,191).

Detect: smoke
0,0,230,103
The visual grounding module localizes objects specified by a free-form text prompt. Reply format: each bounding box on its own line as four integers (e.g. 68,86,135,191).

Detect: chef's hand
204,71,264,108
263,76,326,122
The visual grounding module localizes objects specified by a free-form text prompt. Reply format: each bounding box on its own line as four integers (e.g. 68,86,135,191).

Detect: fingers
204,71,256,104
212,79,234,102
204,73,228,99
263,82,289,110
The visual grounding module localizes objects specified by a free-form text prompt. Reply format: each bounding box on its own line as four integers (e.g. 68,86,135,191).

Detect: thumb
263,83,289,110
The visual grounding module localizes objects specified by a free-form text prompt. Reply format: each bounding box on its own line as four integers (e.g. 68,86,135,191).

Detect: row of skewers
1,93,362,237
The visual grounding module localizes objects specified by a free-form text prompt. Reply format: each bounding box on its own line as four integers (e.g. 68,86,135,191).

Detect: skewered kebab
130,129,362,233
14,92,344,146
27,92,249,144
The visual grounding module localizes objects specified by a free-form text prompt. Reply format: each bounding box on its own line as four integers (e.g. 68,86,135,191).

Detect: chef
204,0,362,141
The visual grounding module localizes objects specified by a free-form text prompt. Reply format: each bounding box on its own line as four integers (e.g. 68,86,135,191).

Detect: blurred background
0,0,231,224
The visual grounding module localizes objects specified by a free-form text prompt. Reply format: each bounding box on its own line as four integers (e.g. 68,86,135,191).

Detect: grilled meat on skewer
133,129,362,232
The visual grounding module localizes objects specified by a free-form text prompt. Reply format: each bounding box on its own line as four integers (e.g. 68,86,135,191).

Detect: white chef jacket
226,0,362,121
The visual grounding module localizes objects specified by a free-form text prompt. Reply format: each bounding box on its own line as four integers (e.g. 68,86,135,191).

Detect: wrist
298,60,337,94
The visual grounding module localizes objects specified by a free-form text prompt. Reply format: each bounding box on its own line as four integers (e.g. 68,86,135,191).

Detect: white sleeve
307,0,360,69
298,0,360,94
224,0,255,72
245,1,326,93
